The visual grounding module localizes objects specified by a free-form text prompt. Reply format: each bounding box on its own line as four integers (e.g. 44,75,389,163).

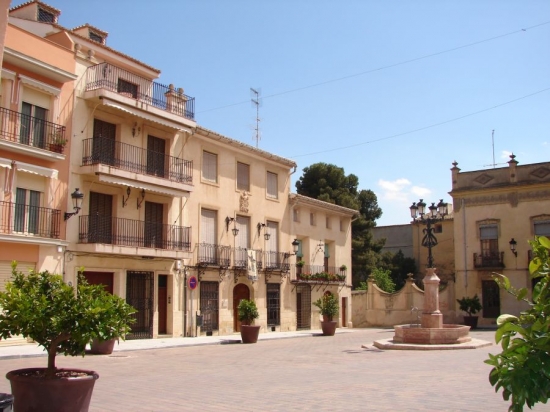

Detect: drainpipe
183,267,188,337
462,198,468,289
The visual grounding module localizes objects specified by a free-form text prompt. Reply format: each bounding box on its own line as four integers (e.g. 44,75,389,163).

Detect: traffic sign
188,275,198,290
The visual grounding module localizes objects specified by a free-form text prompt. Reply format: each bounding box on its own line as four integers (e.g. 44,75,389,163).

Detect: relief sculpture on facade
239,191,250,213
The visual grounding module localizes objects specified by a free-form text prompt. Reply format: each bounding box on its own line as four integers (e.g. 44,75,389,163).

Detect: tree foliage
355,268,396,293
485,236,550,411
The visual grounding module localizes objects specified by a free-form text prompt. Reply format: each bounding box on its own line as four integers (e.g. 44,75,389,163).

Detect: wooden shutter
237,162,250,191
200,209,217,244
235,215,250,249
202,151,217,183
267,172,278,199
266,220,278,252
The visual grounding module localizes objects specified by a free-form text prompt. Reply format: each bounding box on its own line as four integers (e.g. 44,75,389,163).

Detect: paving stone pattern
0,329,548,411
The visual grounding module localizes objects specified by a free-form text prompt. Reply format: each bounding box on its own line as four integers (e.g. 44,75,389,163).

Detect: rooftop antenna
250,87,262,148
483,129,506,168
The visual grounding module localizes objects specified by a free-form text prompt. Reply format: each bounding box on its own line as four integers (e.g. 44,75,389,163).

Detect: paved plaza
0,328,549,411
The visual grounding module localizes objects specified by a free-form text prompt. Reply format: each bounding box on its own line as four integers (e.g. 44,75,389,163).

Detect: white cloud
410,186,431,197
378,178,410,192
501,150,512,160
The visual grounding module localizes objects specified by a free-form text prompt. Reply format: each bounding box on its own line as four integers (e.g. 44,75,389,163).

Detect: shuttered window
237,162,250,191
200,209,217,245
235,215,250,249
266,221,278,252
534,220,550,236
267,172,278,199
202,151,217,183
480,225,498,239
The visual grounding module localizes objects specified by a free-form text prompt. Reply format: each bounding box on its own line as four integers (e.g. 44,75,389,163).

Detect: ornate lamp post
409,199,448,268
409,198,448,330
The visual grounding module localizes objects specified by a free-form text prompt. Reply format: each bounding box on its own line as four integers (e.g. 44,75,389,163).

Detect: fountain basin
393,324,471,345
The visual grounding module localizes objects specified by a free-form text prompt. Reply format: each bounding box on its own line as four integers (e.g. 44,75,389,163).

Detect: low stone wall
352,274,457,328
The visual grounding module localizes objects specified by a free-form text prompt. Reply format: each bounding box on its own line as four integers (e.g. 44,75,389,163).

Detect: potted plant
237,299,260,344
339,264,347,272
0,264,136,412
49,132,67,153
296,260,305,276
313,293,339,336
457,294,482,329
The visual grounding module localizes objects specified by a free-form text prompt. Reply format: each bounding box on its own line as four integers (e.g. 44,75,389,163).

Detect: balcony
473,252,505,269
84,63,195,122
0,201,60,239
0,107,66,159
294,264,346,283
263,251,291,272
197,243,231,268
233,247,263,270
78,215,190,251
82,137,193,189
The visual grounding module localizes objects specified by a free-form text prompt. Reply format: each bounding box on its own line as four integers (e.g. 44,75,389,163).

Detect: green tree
354,268,396,293
295,162,383,287
485,236,550,411
379,250,417,290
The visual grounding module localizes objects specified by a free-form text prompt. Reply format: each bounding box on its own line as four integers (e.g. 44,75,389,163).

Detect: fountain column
421,267,443,328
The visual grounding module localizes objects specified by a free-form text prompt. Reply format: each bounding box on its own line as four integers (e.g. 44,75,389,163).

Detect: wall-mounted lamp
175,259,182,271
64,188,84,220
137,189,145,209
57,245,63,253
264,232,271,241
122,187,131,207
132,122,140,137
316,242,325,253
292,238,299,255
509,238,517,257
225,216,239,236
257,222,270,240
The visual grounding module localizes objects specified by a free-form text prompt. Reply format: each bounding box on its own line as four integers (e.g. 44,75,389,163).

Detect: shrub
313,293,339,321
237,299,259,326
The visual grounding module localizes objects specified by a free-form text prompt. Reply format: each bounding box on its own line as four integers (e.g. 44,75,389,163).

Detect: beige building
0,3,76,290
6,1,356,339
450,155,550,326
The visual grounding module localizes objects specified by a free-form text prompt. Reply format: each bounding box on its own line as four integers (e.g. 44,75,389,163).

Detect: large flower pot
240,325,261,344
90,338,117,354
462,316,478,329
320,320,337,336
6,368,99,412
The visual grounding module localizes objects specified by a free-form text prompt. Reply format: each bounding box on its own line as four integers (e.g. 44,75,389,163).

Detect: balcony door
144,201,164,249
20,102,47,149
92,119,116,166
147,135,165,178
89,192,113,244
265,220,278,269
14,188,40,234
235,215,250,268
199,209,217,265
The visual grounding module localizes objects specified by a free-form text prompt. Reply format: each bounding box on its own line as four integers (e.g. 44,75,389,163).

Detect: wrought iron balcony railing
0,107,66,153
263,251,291,272
78,215,191,251
233,247,263,270
82,137,193,184
473,252,505,269
85,62,195,120
295,264,346,283
0,201,60,238
197,243,231,267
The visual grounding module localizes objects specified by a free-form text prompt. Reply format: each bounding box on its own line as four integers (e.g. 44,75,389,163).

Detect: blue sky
26,0,550,225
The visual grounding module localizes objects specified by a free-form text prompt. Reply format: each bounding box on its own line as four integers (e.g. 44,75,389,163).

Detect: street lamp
410,199,448,268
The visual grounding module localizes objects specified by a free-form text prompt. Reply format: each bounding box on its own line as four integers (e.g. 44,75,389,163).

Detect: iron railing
264,251,291,272
473,252,505,269
78,215,191,251
197,243,231,267
82,137,193,184
85,62,195,120
233,247,263,270
0,107,66,153
0,201,60,238
295,264,346,283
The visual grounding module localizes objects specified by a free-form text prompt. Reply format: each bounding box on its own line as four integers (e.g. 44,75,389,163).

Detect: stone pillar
165,84,187,115
421,267,443,329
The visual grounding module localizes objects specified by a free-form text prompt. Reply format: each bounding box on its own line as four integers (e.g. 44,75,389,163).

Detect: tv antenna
251,87,262,148
483,129,506,168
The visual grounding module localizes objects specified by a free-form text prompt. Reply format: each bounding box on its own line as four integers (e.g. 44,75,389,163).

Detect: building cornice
289,193,358,216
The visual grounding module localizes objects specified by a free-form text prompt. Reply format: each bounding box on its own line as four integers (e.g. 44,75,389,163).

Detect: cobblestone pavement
0,328,548,411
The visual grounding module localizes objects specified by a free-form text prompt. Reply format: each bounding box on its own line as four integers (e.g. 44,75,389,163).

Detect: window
295,239,303,259
202,151,217,183
199,209,217,265
534,220,550,237
293,208,300,223
480,224,499,256
117,79,138,98
92,119,116,165
237,162,250,191
267,283,280,326
266,172,278,199
38,7,55,23
310,213,316,226
324,243,330,272
20,102,47,148
89,32,104,44
14,188,41,234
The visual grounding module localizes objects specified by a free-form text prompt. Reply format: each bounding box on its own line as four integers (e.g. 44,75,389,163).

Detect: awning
101,99,192,133
15,161,58,179
18,74,61,96
98,174,185,197
0,158,12,169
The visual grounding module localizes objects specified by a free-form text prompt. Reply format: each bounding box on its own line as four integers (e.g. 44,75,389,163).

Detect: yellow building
6,1,356,339
450,155,550,326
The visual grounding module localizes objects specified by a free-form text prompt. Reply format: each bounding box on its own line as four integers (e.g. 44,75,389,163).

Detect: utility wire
197,21,550,114
287,87,550,159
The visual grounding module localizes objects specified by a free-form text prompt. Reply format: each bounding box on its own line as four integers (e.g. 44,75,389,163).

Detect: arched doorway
233,283,250,332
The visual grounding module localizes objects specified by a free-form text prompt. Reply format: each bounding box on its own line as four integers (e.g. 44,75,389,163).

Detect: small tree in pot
313,293,339,336
0,264,136,412
457,294,482,329
238,299,260,343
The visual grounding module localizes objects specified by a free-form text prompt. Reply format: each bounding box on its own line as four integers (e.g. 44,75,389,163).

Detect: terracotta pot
6,368,99,412
90,338,117,354
320,320,337,336
462,316,478,329
240,325,261,344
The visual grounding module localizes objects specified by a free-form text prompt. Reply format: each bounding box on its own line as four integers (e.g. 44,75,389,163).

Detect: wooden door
89,192,113,244
341,297,347,328
145,201,163,248
147,135,165,178
83,271,114,294
233,284,250,332
158,275,167,334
